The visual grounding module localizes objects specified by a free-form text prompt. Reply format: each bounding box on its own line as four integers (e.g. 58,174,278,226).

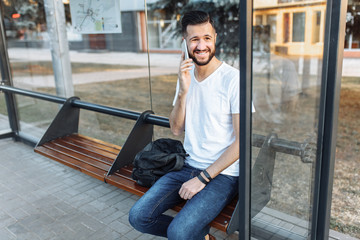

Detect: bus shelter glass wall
1,0,59,140
0,94,10,133
331,1,360,238
1,1,153,145
0,68,10,133
251,0,326,239
63,1,151,145
146,0,241,141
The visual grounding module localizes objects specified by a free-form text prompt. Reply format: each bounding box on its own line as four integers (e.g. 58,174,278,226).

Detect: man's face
185,22,217,66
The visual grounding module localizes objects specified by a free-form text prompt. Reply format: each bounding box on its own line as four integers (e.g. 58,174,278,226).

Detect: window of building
283,13,290,43
267,14,277,43
312,11,321,43
293,12,306,42
255,15,263,25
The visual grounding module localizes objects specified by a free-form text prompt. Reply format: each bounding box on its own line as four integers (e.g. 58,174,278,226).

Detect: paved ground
0,138,239,240
1,137,358,240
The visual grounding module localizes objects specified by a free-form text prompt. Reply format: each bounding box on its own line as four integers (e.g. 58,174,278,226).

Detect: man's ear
215,33,217,43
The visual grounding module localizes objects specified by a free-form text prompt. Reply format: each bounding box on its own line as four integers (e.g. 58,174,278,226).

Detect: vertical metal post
238,0,253,239
0,2,20,136
311,0,347,239
44,0,74,97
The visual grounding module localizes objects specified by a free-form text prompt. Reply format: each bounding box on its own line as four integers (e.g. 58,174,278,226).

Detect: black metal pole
311,0,347,239
0,85,66,104
238,0,253,239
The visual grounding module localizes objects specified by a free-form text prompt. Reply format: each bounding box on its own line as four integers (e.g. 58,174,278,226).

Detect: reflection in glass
293,12,305,42
267,14,277,43
344,2,360,50
283,13,290,43
312,11,321,43
0,95,11,133
252,0,326,239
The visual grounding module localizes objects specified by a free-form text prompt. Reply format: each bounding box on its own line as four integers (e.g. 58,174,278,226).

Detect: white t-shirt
173,62,247,176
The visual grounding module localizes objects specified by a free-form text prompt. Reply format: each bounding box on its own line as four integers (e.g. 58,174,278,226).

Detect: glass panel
332,1,360,238
1,0,57,138
0,95,11,133
2,0,152,144
251,0,326,239
146,2,181,141
64,1,151,143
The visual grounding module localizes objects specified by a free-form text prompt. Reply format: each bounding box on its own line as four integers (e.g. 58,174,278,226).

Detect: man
129,10,242,240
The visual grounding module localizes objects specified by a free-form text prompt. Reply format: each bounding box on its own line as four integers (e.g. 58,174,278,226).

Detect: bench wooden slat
34,134,236,233
55,138,115,165
105,173,149,196
64,136,120,159
70,134,121,154
35,145,107,181
75,134,122,151
44,142,112,171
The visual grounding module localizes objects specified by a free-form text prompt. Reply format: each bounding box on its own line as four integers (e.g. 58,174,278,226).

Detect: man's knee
167,220,199,240
167,221,185,240
129,204,148,231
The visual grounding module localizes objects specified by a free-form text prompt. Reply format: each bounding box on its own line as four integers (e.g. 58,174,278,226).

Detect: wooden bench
33,96,288,234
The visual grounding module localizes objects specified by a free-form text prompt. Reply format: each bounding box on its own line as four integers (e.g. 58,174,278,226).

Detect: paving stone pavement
0,138,239,240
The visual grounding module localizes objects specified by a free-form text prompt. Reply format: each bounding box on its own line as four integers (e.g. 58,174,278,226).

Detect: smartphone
181,39,189,60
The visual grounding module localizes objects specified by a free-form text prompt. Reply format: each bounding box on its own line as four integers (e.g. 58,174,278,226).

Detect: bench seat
34,133,237,232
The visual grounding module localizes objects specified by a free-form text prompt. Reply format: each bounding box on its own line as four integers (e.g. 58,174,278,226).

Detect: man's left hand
179,177,206,200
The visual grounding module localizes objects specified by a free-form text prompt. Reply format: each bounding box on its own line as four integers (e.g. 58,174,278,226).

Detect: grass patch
10,61,144,77
330,217,360,238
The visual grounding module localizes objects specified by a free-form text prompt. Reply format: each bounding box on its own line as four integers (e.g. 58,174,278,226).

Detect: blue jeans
129,164,238,240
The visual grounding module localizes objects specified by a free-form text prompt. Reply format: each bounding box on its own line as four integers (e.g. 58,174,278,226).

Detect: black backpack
132,138,188,187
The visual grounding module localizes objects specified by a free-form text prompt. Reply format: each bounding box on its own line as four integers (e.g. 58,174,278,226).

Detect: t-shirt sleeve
229,72,256,114
230,73,240,114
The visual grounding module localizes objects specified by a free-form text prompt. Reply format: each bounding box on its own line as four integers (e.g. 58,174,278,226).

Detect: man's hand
178,53,193,96
178,177,206,200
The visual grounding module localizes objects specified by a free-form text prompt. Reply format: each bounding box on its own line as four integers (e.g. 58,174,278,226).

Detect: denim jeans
129,164,238,240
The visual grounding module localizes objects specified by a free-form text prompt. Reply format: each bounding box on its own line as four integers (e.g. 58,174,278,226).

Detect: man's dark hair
181,10,215,36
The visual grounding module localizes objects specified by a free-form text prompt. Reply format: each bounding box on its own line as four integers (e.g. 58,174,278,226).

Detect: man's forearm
201,114,240,181
202,139,239,181
169,93,187,136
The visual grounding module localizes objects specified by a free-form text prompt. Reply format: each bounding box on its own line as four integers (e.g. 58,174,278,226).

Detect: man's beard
189,48,216,66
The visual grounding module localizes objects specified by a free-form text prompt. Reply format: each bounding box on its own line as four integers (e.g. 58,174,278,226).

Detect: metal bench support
227,133,277,234
36,97,80,147
107,110,154,176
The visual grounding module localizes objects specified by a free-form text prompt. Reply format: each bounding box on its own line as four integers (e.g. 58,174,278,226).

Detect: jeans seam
147,185,181,224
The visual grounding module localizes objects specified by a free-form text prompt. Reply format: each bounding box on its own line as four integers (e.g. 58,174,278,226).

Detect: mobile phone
181,39,189,60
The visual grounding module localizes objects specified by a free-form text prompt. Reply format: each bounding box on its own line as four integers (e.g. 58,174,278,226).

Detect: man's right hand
178,52,193,96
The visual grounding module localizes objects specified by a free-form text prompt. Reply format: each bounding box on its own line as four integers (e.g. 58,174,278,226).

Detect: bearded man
129,10,243,240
